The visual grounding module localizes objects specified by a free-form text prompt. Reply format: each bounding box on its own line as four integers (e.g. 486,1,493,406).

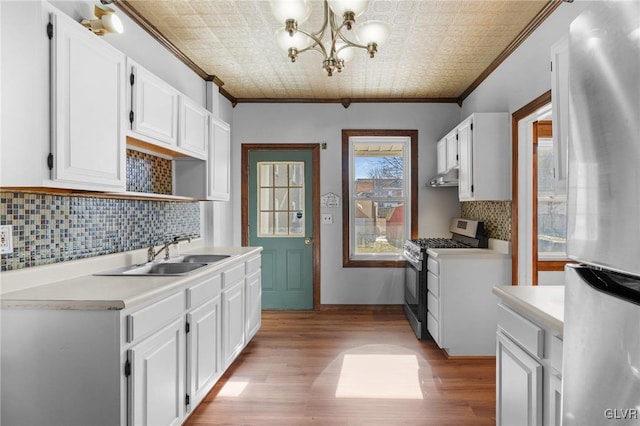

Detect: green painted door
248,150,313,310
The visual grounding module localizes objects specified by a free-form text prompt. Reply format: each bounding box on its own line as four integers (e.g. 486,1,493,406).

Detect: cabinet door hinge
47,153,54,170
471,184,474,193
124,360,131,377
550,61,553,72
46,22,53,40
185,321,190,334
185,394,190,406
456,154,459,161
470,123,473,131
130,73,135,86
129,110,134,125
456,134,458,141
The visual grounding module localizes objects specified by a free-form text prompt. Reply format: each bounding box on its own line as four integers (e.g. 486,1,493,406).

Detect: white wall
229,103,461,304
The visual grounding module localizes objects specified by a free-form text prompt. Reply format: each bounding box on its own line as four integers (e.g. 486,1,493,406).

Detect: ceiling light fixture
81,4,124,36
271,0,390,76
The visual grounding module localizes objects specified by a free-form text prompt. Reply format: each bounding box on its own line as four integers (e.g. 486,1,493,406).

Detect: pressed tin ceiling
116,0,562,105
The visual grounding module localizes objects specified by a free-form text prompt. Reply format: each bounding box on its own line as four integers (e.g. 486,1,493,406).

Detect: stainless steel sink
171,254,230,264
95,261,209,276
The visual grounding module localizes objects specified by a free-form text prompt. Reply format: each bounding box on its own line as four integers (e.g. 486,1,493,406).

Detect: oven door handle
404,255,423,271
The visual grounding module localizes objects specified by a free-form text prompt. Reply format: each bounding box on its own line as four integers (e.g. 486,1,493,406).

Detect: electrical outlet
0,225,13,254
322,213,333,224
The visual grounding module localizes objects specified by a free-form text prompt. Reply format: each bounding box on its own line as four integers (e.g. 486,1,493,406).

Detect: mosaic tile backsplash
126,149,173,194
461,200,511,241
0,192,200,271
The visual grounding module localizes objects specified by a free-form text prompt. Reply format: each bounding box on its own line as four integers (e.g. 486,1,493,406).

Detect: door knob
305,237,314,245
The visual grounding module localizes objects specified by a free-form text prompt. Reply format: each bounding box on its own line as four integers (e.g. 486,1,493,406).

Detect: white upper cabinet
0,2,126,191
208,116,231,201
445,131,459,171
178,96,208,158
436,130,458,175
457,118,474,200
128,60,179,148
436,138,447,174
51,12,126,190
457,113,511,201
550,36,569,192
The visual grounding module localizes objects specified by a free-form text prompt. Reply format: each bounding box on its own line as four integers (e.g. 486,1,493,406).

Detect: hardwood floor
185,307,496,425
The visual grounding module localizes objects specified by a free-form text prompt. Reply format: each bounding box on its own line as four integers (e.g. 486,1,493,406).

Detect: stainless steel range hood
428,168,458,187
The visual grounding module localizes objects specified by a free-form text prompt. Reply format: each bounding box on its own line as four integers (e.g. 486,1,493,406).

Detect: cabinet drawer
187,274,221,309
127,291,185,343
427,311,440,345
427,291,439,320
497,303,544,359
222,263,244,287
245,255,261,276
427,271,439,297
427,257,439,275
548,334,563,374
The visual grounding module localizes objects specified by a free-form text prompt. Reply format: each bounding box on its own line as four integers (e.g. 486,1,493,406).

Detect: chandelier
270,0,391,76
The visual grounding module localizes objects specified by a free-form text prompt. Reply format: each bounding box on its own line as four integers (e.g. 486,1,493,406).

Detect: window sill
343,258,407,268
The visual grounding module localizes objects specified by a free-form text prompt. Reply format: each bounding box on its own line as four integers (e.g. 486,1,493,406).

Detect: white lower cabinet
245,255,262,341
187,296,222,410
0,251,262,426
129,317,185,426
496,331,543,426
496,303,563,426
222,280,246,368
426,250,510,356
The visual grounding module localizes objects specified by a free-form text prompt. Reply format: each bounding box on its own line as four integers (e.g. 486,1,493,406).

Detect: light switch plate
322,213,333,224
0,225,13,254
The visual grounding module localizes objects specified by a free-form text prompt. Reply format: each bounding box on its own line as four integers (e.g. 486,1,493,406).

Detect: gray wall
229,103,461,304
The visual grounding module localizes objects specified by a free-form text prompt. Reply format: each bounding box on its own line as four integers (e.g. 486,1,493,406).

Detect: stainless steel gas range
402,218,488,339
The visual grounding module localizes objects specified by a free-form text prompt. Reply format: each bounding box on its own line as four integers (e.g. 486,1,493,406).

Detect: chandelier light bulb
334,41,355,63
276,28,313,52
270,0,312,25
327,0,369,19
355,20,391,46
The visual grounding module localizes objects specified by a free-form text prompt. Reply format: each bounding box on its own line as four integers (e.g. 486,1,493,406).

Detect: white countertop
492,285,564,334
0,246,262,311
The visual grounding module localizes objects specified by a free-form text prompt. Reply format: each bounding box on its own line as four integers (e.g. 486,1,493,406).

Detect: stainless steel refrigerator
563,2,640,425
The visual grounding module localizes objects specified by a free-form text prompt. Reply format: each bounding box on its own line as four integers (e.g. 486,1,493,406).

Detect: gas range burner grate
410,238,472,249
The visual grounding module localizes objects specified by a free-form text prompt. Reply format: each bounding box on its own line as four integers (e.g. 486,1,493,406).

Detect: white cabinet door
436,138,447,174
222,281,245,368
551,36,569,191
496,331,543,426
208,116,231,201
548,372,562,426
179,96,208,157
445,131,458,171
51,12,126,190
245,270,262,342
129,317,185,426
187,296,222,410
457,118,474,201
129,61,179,147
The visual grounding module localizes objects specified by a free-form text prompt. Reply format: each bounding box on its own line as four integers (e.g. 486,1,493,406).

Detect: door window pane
257,161,305,237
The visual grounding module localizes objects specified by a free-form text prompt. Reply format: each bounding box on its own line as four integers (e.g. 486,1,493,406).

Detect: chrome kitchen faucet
148,236,191,262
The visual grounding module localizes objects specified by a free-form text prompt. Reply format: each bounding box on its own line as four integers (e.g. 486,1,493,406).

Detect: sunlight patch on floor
335,354,423,400
218,380,249,397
